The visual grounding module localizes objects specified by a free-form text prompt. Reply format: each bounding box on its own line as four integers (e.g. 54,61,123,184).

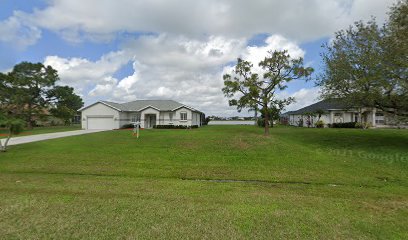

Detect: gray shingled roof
99,100,200,112
286,99,349,115
101,101,125,110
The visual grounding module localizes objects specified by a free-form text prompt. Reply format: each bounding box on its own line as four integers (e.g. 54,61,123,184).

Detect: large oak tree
317,0,408,124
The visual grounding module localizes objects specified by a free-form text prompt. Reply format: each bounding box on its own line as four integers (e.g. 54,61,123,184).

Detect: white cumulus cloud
0,13,41,49
43,34,315,116
0,0,397,47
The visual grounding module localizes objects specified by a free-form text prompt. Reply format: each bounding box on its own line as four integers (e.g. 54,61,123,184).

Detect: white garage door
87,116,115,130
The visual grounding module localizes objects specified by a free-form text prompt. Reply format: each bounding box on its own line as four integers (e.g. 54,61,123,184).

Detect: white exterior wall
140,107,160,128
81,103,120,129
319,114,330,126
289,114,304,126
289,113,331,127
158,110,201,126
157,111,175,125
192,112,201,126
343,112,353,122
119,112,131,127
174,107,192,126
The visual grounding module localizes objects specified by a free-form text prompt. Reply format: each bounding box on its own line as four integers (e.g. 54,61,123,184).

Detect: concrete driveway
2,129,107,146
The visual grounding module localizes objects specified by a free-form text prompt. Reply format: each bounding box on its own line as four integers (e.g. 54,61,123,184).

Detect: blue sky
0,0,395,116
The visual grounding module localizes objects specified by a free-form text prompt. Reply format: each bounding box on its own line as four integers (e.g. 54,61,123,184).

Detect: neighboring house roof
285,99,349,115
279,111,294,117
79,100,202,113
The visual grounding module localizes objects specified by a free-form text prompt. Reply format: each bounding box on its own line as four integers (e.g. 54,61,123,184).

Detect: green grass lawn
0,125,407,239
0,125,81,139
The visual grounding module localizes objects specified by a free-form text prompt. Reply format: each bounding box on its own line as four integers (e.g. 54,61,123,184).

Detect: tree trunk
0,127,12,152
394,110,401,129
254,107,258,126
27,103,33,129
264,106,269,135
359,108,363,125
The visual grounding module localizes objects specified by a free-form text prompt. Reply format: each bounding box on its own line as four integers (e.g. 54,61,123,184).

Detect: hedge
329,122,357,128
153,125,199,129
120,124,135,129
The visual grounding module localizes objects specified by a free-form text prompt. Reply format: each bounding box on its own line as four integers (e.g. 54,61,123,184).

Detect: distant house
283,99,400,128
0,104,64,127
79,100,204,130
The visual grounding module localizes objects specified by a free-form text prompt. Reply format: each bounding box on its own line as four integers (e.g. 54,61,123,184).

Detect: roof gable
172,105,199,112
286,99,349,115
137,105,161,111
78,101,122,112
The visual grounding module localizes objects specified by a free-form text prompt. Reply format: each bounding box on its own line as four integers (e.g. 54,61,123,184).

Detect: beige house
284,99,398,128
79,100,203,130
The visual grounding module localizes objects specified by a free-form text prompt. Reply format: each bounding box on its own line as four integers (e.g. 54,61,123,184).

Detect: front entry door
146,114,156,128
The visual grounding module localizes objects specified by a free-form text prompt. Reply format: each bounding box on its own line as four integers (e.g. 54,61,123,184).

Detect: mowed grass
0,125,81,139
0,125,407,239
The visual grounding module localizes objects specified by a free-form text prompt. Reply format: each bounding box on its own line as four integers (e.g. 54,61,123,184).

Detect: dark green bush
330,122,357,128
153,125,198,129
203,117,211,125
121,124,134,129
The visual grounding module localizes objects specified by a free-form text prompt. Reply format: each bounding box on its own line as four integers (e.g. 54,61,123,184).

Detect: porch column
330,111,334,124
140,115,145,128
372,108,376,127
156,113,159,126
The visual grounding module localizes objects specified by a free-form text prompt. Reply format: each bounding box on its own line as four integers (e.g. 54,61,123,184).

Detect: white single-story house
282,99,400,128
79,100,204,130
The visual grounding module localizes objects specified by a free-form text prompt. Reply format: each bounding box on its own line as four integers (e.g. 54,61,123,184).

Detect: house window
180,112,187,121
131,114,140,123
334,113,342,117
169,112,173,121
376,119,385,124
375,112,385,124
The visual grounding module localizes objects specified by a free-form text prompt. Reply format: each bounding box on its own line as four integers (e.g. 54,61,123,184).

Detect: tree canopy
317,0,408,121
3,62,60,128
1,62,83,128
0,62,83,151
223,50,313,135
48,86,84,125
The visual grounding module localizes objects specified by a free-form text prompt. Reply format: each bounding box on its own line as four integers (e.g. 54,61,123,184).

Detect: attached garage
80,102,121,130
87,116,115,130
